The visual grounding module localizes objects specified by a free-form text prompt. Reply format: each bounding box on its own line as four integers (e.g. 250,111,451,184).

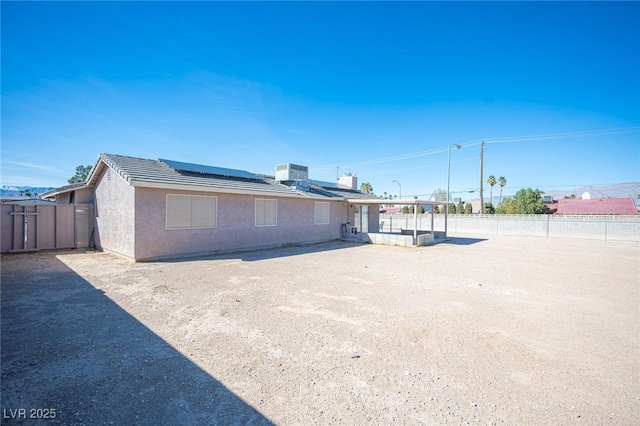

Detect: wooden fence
1,203,94,253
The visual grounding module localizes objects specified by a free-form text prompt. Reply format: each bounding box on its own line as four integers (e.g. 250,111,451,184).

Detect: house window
314,202,330,225
166,194,217,230
255,198,277,227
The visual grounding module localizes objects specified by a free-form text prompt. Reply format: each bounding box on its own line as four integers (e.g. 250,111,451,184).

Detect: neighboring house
41,182,93,205
550,198,638,215
42,154,380,261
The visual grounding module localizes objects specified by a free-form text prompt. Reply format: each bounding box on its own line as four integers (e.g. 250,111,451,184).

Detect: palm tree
487,175,496,206
498,176,507,205
360,182,373,194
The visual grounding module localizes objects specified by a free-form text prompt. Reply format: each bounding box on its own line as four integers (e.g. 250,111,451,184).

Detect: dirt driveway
1,236,638,425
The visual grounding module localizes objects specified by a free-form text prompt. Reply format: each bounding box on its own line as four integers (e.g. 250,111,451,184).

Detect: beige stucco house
43,154,380,261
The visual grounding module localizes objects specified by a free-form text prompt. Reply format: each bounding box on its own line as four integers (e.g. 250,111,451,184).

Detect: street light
445,144,462,239
392,180,401,200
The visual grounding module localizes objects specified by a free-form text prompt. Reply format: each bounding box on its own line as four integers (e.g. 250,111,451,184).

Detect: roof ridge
100,153,158,162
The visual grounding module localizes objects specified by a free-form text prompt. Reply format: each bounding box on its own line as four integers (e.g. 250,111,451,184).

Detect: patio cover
346,198,446,243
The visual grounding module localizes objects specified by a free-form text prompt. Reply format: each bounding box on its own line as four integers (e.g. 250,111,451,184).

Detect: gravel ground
1,235,638,425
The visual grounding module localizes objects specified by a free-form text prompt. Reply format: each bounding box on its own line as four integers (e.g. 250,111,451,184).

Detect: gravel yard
1,236,638,425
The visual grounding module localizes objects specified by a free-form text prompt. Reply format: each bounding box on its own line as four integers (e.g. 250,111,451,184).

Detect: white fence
379,214,640,242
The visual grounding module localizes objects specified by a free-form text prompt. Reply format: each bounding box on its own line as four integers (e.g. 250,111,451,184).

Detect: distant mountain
0,185,55,198
542,182,640,203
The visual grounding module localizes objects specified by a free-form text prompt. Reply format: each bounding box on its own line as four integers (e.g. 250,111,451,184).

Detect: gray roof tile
93,154,349,199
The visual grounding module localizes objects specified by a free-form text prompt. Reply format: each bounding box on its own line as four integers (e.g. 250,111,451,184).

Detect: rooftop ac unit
275,163,308,182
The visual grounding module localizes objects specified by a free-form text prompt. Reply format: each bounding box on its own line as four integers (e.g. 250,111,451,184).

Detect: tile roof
40,182,87,199
84,154,380,201
554,198,638,215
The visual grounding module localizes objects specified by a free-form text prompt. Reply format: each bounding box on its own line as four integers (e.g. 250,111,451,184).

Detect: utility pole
479,141,485,214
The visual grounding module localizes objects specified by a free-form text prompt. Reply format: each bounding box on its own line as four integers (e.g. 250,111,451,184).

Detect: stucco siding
133,188,348,260
54,187,93,204
94,169,136,258
369,208,380,233
75,187,94,204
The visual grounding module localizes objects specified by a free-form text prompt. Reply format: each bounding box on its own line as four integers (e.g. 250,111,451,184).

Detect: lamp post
445,144,462,239
392,180,401,201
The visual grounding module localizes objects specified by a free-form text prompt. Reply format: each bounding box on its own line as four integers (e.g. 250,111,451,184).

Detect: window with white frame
166,194,217,230
314,202,330,225
255,198,277,227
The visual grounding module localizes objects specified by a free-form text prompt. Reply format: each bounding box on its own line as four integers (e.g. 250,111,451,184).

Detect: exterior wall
133,187,348,260
368,207,380,233
56,193,72,204
93,169,136,258
55,187,93,204
346,204,380,233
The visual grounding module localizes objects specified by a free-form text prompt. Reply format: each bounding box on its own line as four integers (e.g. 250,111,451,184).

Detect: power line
485,126,640,144
309,126,639,172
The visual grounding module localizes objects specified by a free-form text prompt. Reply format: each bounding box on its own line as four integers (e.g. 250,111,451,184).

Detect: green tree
496,197,517,214
487,175,496,205
402,205,410,214
456,201,464,214
360,182,373,194
513,188,545,214
464,202,473,214
498,176,507,205
448,202,457,214
418,205,425,214
68,165,93,184
483,202,495,214
564,194,576,199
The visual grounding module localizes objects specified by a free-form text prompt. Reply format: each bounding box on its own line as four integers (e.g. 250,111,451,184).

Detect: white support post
413,203,418,245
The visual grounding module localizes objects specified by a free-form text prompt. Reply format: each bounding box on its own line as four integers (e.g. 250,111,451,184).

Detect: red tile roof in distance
555,198,638,215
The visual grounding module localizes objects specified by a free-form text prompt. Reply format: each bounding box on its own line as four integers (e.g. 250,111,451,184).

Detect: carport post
413,202,418,245
444,203,448,239
431,205,434,236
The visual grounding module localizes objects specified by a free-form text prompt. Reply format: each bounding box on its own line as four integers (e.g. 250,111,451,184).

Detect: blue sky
2,1,639,200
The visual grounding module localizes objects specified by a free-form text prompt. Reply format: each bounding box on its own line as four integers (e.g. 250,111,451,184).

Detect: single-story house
40,182,93,205
42,154,382,261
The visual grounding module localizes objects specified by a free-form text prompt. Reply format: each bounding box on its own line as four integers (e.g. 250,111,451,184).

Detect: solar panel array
160,159,262,181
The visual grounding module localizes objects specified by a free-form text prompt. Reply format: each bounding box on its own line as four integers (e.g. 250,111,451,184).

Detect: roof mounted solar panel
159,159,262,181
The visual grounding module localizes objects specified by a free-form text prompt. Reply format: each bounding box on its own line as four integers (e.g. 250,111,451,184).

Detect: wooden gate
1,203,77,253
